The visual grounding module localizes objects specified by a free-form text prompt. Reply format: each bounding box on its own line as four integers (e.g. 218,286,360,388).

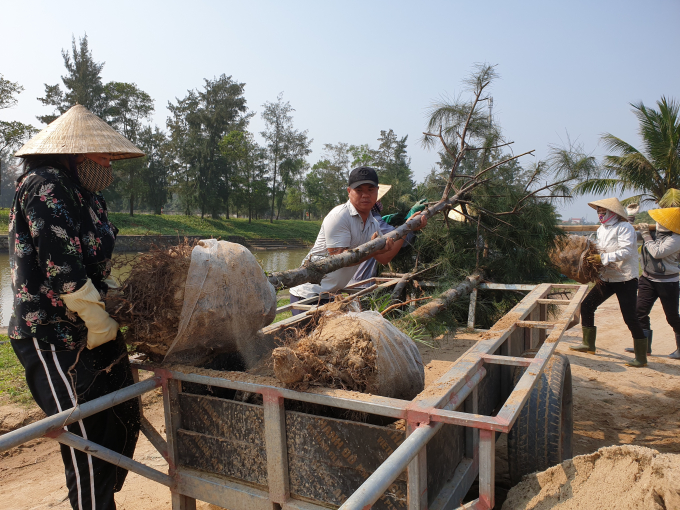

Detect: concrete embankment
0,235,309,252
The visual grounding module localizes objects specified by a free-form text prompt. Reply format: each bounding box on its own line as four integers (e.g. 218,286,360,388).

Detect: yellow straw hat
15,104,144,160
377,184,392,202
648,208,680,234
587,197,628,220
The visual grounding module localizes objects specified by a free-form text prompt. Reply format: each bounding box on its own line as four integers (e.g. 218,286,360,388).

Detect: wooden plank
263,394,290,503
285,411,407,509
177,429,268,487
516,320,556,329
178,393,265,447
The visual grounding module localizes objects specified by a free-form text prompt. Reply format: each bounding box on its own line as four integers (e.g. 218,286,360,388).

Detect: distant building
559,217,588,225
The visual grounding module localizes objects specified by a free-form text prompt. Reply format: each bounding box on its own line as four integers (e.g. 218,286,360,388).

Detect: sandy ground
1,295,679,509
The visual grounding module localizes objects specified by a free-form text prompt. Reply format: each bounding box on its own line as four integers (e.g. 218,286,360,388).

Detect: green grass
109,214,321,242
0,208,321,243
0,337,33,406
273,297,292,324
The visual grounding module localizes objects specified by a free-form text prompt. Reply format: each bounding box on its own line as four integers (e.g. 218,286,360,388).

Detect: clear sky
2,0,678,220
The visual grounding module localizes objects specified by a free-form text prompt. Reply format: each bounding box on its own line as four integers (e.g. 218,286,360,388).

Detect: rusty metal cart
0,279,587,510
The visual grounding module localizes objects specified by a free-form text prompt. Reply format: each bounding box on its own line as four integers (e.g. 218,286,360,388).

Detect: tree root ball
549,235,603,284
106,240,195,358
272,310,424,399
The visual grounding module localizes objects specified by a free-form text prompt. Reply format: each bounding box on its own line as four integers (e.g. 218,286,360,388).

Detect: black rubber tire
507,352,573,486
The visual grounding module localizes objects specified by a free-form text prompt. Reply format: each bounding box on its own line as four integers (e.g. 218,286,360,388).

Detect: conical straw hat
648,208,680,234
587,197,628,220
15,104,144,160
377,184,392,201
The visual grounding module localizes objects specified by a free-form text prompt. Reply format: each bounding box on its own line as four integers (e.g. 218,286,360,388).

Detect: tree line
0,35,419,220
5,35,675,221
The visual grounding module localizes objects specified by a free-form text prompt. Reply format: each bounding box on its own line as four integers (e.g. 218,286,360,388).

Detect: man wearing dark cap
289,167,427,311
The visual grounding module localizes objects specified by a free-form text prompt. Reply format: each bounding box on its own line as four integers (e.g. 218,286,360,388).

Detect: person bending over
289,167,426,313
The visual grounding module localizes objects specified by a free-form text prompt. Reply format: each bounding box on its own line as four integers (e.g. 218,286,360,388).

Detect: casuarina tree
261,93,312,222
106,82,154,215
167,75,251,218
37,34,108,123
0,74,38,207
0,74,37,160
219,130,269,222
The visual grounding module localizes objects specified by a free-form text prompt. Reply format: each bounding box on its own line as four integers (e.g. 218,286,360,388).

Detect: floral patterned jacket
8,165,118,348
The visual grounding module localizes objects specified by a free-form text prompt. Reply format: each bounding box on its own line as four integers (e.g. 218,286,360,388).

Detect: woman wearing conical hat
634,207,680,361
9,105,144,509
570,197,648,367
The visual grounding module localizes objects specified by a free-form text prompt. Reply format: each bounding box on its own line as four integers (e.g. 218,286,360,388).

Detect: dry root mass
549,235,603,284
272,306,377,393
106,240,195,358
272,304,425,399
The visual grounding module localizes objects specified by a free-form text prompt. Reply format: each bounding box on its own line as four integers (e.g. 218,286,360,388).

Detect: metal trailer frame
0,279,587,510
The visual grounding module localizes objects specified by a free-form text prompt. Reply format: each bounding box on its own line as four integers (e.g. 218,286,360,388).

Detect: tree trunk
276,183,286,220
267,183,484,289
270,159,278,223
408,272,482,319
129,192,134,216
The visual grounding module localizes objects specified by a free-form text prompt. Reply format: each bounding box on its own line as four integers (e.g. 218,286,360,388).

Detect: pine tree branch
267,180,487,289
475,150,535,180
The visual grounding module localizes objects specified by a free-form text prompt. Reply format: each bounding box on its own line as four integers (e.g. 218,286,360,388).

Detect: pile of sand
549,235,602,284
502,445,680,510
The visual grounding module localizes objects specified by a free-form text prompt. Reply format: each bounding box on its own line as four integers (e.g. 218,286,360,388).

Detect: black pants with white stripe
11,334,140,510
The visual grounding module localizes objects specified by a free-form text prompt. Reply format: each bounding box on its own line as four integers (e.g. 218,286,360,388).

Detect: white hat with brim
377,184,391,202
587,197,628,220
15,104,144,161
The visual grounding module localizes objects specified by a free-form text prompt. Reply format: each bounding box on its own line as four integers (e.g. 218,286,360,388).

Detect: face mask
77,158,113,192
657,222,671,233
598,211,616,224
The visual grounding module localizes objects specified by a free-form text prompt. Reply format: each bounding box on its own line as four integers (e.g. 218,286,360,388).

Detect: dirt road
1,295,678,509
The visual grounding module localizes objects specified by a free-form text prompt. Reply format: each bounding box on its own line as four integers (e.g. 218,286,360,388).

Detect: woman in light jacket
570,198,648,367
633,207,680,360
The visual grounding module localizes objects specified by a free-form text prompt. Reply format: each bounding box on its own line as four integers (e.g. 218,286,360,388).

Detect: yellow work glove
587,253,601,265
61,278,119,350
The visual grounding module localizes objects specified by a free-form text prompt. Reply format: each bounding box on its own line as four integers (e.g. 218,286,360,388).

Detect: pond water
0,247,310,326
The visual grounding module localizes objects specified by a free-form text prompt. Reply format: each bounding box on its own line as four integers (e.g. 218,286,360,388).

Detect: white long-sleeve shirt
596,219,638,282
